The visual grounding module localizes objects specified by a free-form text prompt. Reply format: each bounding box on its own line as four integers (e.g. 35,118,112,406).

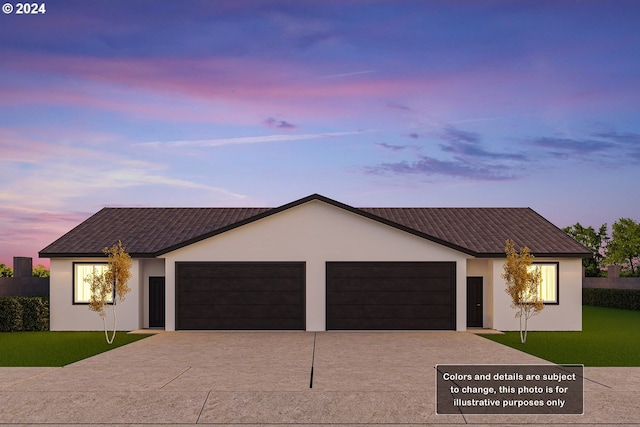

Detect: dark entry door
466,277,483,327
149,276,165,328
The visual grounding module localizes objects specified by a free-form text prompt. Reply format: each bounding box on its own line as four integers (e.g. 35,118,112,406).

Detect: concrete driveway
0,331,638,425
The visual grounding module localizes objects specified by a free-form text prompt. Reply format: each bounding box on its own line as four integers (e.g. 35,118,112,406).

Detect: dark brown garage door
176,262,305,330
326,262,456,330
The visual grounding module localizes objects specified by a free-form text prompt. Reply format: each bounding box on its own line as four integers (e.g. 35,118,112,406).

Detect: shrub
583,288,640,311
0,297,49,331
0,298,23,331
17,297,50,331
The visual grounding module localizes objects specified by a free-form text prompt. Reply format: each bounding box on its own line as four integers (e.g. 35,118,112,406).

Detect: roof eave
40,252,157,259
473,252,592,259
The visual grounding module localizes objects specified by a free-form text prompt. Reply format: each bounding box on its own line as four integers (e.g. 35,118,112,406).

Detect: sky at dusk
1,0,639,268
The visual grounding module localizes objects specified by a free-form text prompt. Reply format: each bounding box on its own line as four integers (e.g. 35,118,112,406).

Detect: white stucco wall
49,258,142,331
491,258,582,331
162,199,468,331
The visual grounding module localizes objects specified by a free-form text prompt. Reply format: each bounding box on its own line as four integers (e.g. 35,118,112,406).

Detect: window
73,263,112,304
527,262,559,304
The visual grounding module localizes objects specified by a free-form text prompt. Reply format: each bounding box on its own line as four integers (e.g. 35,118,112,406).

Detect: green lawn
481,306,640,367
0,332,150,367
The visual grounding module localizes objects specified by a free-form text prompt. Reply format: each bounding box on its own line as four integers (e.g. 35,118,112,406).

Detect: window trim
530,261,559,305
72,262,114,305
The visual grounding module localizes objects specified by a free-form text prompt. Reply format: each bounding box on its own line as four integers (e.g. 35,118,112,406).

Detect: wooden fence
583,265,640,290
0,257,49,297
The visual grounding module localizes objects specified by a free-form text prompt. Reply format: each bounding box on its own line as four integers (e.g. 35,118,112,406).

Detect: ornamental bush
583,288,640,311
18,297,50,331
0,298,23,331
0,297,49,331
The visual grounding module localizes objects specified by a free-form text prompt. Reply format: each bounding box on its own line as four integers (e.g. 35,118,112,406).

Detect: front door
149,276,165,328
466,277,483,328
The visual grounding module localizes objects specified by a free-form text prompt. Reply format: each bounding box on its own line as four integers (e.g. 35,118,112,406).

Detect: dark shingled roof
40,194,590,258
362,207,588,257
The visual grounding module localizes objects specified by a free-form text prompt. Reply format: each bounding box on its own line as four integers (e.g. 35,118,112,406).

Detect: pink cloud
5,46,634,132
0,126,124,167
0,206,92,268
2,52,436,123
0,129,51,163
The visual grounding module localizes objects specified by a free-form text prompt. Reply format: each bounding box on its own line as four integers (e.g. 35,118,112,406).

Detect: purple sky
1,0,639,268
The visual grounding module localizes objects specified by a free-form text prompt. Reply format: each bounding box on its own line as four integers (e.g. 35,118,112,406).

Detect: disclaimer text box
436,364,583,415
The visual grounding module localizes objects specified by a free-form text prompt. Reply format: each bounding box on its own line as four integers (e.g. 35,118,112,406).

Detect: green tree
0,263,13,277
606,218,640,276
32,264,50,278
502,239,544,344
86,241,132,344
563,222,608,277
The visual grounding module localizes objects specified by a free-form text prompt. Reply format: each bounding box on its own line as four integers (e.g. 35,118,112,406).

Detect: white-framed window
73,262,112,304
528,262,559,304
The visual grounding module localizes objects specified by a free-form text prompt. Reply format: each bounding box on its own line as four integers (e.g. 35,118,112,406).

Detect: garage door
176,262,305,330
326,262,456,330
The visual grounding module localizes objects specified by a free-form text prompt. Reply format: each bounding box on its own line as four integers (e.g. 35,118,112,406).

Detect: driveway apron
0,331,638,425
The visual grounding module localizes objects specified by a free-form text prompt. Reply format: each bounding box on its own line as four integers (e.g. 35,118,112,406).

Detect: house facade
40,194,590,332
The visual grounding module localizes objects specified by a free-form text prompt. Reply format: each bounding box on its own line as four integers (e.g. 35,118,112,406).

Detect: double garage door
176,262,305,330
176,261,455,330
327,262,456,330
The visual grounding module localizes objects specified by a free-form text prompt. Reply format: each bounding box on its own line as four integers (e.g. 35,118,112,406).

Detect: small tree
606,218,640,276
87,241,132,344
32,264,50,278
0,263,13,277
563,222,608,277
502,239,544,344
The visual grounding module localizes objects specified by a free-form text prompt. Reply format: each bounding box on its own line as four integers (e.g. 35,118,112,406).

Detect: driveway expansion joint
159,366,192,389
310,332,317,389
0,368,60,390
196,389,211,424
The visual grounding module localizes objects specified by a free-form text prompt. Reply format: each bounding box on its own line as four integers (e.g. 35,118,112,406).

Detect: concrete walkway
0,331,638,425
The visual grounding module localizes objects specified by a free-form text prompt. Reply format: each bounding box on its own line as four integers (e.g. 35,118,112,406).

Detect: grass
481,306,640,367
0,331,150,367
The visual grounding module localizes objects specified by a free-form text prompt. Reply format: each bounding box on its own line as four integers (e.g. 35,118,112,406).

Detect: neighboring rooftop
39,194,591,258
